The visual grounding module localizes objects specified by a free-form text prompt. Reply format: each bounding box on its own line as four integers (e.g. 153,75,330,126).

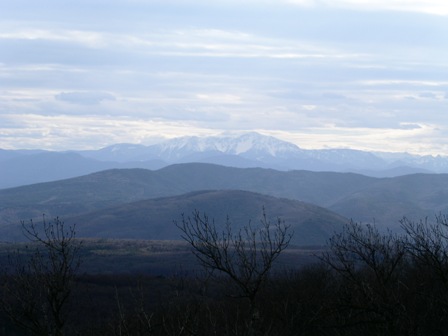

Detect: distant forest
2,212,448,336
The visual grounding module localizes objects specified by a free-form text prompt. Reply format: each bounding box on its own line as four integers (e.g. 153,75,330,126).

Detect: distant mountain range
2,133,448,245
0,132,445,189
1,163,448,243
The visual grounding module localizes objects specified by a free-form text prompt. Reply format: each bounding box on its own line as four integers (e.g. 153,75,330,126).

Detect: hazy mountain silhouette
1,132,446,189
1,163,447,241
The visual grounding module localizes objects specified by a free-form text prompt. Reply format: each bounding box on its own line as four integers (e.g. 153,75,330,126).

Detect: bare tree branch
1,216,82,336
175,207,292,335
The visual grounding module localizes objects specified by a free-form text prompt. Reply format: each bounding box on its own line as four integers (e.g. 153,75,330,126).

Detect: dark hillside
157,163,378,205
329,173,448,225
0,169,173,226
2,163,448,236
69,190,348,245
0,163,375,228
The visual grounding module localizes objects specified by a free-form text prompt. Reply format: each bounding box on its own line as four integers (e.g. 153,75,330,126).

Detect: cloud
1,1,448,154
0,27,110,52
0,26,362,66
359,80,448,88
321,92,347,100
419,92,438,99
287,0,448,15
107,0,448,15
0,113,222,150
277,122,448,154
399,123,422,130
55,92,116,105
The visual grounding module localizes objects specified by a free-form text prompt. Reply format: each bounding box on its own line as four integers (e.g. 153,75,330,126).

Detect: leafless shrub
0,216,82,336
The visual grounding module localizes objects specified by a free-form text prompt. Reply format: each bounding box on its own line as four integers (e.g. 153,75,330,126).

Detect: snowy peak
229,132,301,157
6,132,448,190
71,132,448,176
153,132,301,160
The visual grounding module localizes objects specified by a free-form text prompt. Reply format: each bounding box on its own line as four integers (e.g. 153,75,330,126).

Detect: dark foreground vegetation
2,214,448,335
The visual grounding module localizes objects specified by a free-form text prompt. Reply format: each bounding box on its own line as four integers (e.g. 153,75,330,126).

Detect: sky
1,0,448,154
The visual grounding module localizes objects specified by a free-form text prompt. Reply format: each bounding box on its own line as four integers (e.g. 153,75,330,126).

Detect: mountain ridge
1,163,447,238
1,132,448,189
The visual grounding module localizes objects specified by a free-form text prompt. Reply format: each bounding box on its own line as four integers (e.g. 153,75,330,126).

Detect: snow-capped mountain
150,132,304,161
77,132,448,175
3,132,448,189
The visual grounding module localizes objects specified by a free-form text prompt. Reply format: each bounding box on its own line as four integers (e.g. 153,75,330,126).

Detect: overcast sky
1,0,448,154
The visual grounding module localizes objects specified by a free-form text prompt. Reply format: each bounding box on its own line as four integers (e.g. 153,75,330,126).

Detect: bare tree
401,214,448,284
0,216,82,336
321,221,407,334
400,214,448,328
176,208,292,335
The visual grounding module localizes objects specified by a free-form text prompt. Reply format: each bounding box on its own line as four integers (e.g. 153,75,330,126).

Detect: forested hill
67,190,348,246
1,163,448,238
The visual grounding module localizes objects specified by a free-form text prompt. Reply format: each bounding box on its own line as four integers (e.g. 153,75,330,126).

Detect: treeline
2,214,448,335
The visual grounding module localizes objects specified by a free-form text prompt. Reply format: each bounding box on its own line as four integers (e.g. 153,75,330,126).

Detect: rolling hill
1,163,448,241
67,190,348,246
0,164,375,228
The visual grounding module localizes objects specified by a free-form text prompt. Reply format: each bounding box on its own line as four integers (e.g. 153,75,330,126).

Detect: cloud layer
0,0,447,154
